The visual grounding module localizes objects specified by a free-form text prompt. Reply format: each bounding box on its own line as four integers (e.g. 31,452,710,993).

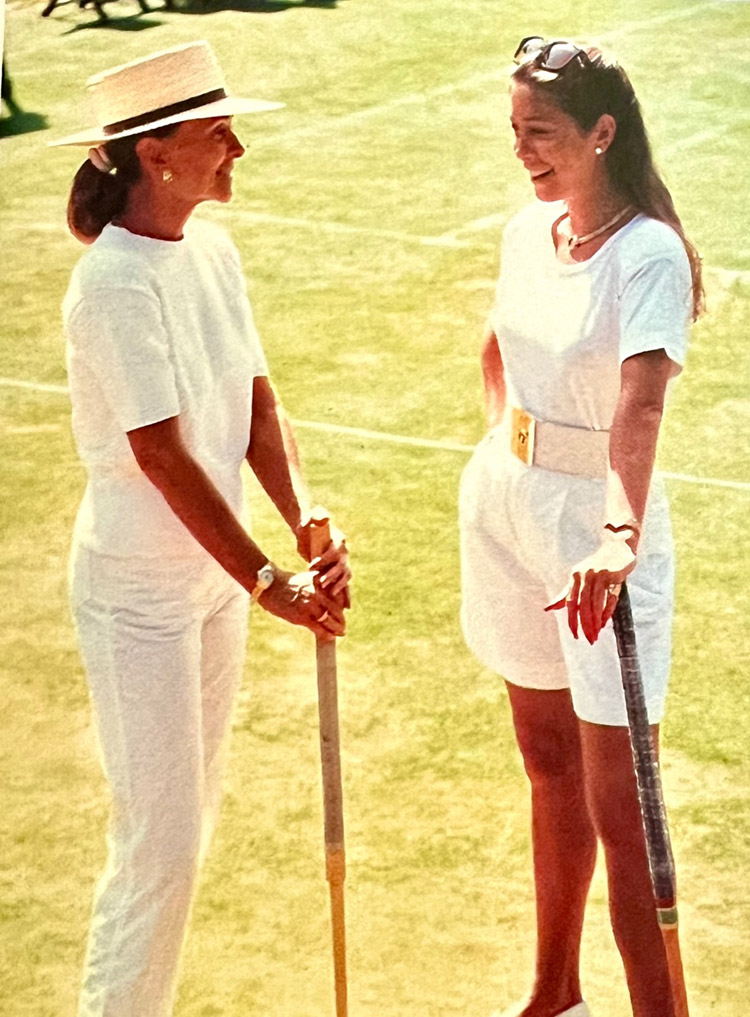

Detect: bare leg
505,684,597,1017
579,722,675,1017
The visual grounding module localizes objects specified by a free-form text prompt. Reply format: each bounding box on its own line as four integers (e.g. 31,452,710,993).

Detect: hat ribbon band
103,87,228,137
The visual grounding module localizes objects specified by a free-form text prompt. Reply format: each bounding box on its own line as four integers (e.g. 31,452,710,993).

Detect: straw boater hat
50,40,283,147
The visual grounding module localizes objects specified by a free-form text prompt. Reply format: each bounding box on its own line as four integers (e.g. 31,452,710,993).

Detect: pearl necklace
566,205,632,250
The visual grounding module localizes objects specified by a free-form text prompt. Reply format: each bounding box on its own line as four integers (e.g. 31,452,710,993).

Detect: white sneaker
491,1002,590,1017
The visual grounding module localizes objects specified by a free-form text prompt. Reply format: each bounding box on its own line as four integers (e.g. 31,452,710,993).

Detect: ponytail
66,123,178,245
67,157,131,244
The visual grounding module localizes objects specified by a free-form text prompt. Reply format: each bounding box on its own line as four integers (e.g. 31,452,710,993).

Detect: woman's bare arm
246,376,310,535
129,415,268,589
547,349,675,643
246,376,351,599
127,416,344,636
481,326,506,429
605,349,675,546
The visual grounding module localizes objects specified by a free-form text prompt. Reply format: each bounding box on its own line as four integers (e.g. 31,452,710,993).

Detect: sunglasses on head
513,36,590,73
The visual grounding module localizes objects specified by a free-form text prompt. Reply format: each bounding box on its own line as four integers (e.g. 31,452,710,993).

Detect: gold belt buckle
510,407,536,466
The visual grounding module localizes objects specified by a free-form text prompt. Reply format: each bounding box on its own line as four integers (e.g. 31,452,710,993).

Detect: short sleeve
491,213,522,332
618,252,692,370
66,287,180,432
206,223,270,378
241,293,270,379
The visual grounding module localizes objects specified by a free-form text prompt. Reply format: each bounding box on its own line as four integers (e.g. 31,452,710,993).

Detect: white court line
6,3,734,253
2,378,69,395
671,114,750,153
207,208,490,250
602,0,727,35
712,268,750,286
247,0,736,246
437,213,509,245
254,0,724,151
292,421,750,492
254,68,508,149
659,470,750,492
289,418,475,453
2,377,749,493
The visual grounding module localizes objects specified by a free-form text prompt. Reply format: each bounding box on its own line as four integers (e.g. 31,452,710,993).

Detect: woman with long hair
459,37,701,1017
52,41,350,1017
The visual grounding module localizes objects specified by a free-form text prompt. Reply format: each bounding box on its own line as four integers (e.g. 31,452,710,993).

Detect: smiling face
509,80,606,205
155,116,246,206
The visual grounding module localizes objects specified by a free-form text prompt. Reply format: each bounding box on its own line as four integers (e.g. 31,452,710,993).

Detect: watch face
257,564,275,590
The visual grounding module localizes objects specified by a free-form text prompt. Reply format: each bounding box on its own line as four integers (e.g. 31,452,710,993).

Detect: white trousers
70,545,249,1017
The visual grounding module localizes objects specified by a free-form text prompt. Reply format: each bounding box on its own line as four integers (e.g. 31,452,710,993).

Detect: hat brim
48,96,284,148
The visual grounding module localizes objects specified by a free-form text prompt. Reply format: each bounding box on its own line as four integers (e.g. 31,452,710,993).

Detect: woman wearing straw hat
459,37,702,1017
52,41,350,1017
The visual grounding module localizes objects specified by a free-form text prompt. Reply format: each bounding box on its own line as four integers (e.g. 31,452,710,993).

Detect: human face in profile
509,81,604,206
158,116,246,207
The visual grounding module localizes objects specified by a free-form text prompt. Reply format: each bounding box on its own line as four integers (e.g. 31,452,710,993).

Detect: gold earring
162,168,173,183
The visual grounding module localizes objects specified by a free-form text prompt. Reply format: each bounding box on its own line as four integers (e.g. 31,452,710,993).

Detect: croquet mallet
309,515,348,1017
612,582,690,1017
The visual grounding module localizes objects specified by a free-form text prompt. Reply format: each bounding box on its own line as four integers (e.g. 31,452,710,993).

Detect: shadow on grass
63,14,165,32
176,0,338,11
41,0,166,30
0,110,50,138
48,0,338,29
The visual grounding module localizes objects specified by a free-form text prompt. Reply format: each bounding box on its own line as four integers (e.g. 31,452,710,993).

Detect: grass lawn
2,0,749,1014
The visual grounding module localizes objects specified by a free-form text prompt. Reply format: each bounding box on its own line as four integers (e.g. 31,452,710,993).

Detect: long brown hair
513,48,704,319
67,123,178,245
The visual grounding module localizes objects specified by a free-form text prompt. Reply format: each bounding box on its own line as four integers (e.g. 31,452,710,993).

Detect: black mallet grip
612,583,691,1017
612,582,676,910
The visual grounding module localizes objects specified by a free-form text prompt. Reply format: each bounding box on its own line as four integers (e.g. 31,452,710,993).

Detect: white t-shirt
63,219,269,558
492,201,692,432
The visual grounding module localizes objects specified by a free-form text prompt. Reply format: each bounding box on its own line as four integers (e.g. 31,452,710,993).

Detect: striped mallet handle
309,516,348,1017
613,582,690,1017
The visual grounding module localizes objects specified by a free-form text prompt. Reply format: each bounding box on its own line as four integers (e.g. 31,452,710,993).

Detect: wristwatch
251,562,276,603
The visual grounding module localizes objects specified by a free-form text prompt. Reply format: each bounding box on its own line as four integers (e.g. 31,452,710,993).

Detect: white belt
508,406,609,478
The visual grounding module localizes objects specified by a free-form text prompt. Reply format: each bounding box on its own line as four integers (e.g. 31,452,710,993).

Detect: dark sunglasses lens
514,36,545,63
543,42,583,70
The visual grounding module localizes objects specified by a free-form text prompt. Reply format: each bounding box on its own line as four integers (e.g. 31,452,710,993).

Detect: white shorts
458,428,674,726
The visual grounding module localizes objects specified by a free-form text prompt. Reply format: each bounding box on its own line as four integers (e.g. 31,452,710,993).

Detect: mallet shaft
310,518,348,1017
613,583,690,1017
